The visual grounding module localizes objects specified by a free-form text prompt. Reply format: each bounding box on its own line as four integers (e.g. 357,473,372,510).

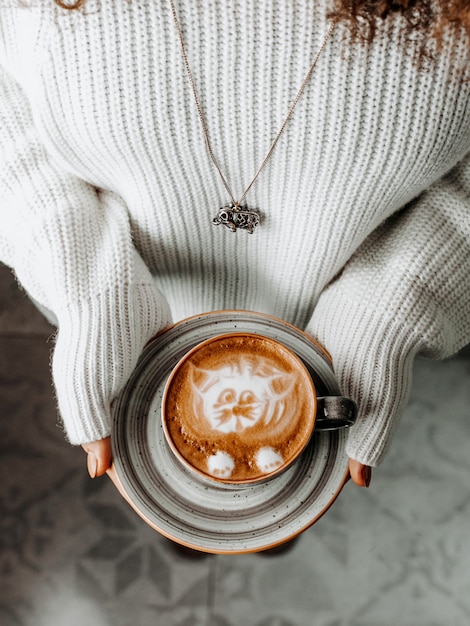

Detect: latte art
162,334,317,483
190,357,298,434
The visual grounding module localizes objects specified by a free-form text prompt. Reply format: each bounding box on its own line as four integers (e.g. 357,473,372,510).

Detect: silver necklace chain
168,0,336,233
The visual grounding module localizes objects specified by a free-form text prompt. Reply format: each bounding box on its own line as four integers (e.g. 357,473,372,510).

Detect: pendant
212,203,260,234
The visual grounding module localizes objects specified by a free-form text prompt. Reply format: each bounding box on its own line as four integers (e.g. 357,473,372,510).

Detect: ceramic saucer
111,311,350,554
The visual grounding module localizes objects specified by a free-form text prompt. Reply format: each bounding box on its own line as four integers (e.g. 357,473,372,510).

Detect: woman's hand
348,458,371,487
82,436,113,478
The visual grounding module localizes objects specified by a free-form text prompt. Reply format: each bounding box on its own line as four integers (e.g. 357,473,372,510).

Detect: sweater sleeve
0,64,171,445
307,153,470,467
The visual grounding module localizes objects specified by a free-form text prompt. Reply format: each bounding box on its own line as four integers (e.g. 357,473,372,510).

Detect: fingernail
363,466,372,488
87,452,98,479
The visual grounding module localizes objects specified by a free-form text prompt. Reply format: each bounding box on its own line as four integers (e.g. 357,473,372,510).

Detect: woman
1,0,469,488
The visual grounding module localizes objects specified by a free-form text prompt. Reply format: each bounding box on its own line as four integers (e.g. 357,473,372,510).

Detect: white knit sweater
1,1,469,466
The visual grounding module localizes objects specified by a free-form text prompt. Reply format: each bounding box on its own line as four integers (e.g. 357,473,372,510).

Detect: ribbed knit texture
1,1,469,459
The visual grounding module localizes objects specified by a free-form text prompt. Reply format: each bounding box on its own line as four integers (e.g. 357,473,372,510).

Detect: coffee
162,333,317,483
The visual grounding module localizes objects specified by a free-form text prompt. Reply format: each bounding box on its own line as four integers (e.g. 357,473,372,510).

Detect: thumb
348,458,372,488
82,436,113,478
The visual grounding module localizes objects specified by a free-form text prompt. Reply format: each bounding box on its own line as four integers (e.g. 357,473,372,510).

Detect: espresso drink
162,333,317,483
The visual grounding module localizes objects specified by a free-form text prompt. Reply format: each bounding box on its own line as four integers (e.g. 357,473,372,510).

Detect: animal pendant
212,203,260,233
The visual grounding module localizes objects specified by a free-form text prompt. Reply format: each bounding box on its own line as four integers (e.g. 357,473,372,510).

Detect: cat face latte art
162,334,317,483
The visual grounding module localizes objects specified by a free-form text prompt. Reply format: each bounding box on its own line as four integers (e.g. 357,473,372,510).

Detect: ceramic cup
162,332,355,485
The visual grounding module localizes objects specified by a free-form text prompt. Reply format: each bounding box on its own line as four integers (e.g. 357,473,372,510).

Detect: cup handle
315,396,357,430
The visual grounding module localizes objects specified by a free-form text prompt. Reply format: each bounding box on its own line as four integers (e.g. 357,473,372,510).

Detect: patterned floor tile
2,261,470,626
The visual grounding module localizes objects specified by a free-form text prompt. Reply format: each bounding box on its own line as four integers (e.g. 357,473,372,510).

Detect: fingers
81,436,113,478
348,457,372,488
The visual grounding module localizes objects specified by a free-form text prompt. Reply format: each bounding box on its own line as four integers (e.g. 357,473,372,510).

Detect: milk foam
190,358,297,435
255,447,284,473
207,451,235,478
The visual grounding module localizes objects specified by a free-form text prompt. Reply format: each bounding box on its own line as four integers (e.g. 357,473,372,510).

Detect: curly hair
330,0,469,46
54,0,469,51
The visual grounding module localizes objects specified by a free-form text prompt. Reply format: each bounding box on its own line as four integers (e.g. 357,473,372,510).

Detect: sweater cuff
52,283,171,445
307,288,421,466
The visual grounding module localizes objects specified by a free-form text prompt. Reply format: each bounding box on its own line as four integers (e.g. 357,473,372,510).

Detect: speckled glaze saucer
111,311,351,554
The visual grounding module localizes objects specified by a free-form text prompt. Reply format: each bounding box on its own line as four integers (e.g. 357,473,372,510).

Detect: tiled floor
1,261,470,626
